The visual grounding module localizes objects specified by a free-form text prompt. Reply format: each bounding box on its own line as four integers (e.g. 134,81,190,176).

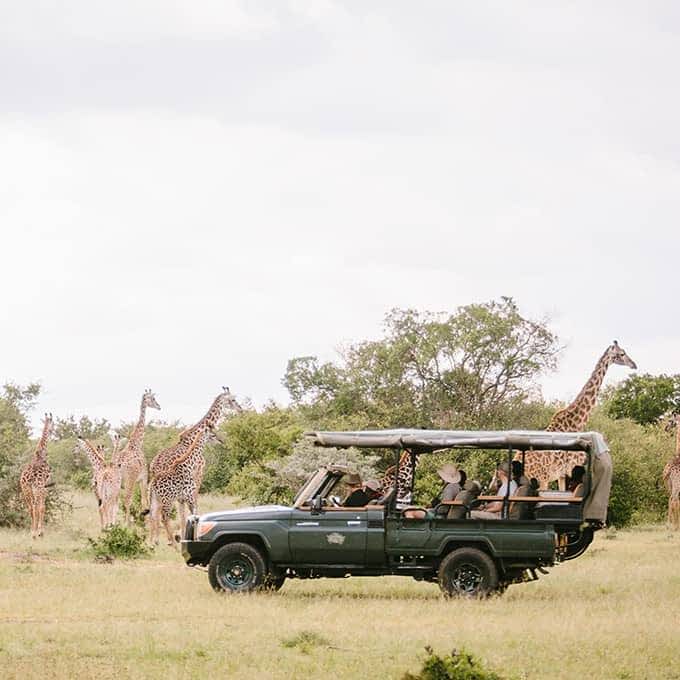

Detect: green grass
1,491,679,679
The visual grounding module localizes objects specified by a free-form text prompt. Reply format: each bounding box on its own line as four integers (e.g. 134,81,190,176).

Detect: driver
343,473,367,507
343,476,381,507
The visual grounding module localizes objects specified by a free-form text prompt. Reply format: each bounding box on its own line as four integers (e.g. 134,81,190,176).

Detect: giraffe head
42,412,55,438
142,389,161,411
607,341,637,369
217,386,243,416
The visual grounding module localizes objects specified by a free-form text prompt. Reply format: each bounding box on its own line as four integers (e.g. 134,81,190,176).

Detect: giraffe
663,413,680,530
147,426,214,546
149,386,240,480
116,389,160,524
146,386,242,543
76,438,123,528
520,340,637,489
19,413,55,539
379,450,418,507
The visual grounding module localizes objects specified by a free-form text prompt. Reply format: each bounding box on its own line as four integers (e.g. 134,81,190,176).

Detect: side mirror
311,496,323,514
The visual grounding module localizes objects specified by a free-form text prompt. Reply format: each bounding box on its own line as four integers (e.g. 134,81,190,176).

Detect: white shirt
497,480,518,497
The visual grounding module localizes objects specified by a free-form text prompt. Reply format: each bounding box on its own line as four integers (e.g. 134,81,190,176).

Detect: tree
54,414,111,440
603,373,680,425
0,382,40,476
284,298,559,429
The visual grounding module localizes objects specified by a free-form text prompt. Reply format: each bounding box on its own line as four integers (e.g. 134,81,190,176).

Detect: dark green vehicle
181,429,613,597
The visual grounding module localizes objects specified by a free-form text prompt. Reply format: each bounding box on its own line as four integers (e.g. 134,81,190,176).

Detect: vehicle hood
199,505,292,522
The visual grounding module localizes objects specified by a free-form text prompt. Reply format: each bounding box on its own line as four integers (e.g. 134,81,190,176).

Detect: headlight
196,521,216,539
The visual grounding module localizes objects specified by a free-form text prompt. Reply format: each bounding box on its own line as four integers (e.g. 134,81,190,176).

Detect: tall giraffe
521,341,637,489
116,389,160,524
19,414,55,539
146,387,242,542
663,413,680,530
147,426,215,545
76,438,123,528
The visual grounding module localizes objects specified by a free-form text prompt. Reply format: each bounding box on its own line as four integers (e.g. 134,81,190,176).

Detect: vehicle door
289,506,368,564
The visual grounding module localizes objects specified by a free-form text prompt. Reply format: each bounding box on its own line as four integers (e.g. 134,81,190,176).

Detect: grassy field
1,491,679,680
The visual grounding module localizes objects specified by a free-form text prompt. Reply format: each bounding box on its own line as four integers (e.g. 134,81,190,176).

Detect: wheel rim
217,556,254,589
450,562,484,594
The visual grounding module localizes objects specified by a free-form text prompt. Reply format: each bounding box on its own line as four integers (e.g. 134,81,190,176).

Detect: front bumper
181,539,212,565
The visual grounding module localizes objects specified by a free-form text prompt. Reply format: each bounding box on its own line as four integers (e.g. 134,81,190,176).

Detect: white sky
2,1,679,432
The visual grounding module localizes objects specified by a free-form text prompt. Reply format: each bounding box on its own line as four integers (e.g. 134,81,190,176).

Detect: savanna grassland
1,491,679,680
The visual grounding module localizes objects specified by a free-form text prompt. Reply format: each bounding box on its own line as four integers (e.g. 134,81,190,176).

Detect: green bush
588,410,670,526
87,524,150,560
403,648,506,680
202,407,304,493
227,439,380,505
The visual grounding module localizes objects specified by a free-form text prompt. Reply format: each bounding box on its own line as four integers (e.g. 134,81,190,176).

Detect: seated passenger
432,465,466,509
470,461,517,520
447,480,482,519
343,473,367,507
568,465,586,498
512,459,530,486
403,466,465,519
343,476,381,507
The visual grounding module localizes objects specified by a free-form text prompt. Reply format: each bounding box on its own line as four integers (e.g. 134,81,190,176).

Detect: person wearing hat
403,464,466,519
471,461,518,520
343,475,382,507
431,464,466,517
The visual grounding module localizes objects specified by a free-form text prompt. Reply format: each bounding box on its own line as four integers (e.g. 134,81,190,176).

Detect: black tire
438,547,499,598
208,542,266,593
262,574,286,591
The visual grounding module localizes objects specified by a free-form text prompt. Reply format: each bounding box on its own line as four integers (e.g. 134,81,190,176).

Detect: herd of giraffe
19,387,242,543
16,342,680,539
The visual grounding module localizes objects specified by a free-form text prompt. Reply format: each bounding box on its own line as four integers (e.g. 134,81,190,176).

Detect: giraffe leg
161,506,177,548
176,503,186,543
122,471,136,525
138,467,149,513
35,490,46,538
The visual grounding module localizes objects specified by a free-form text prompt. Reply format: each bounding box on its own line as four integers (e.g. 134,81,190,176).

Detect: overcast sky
2,1,679,432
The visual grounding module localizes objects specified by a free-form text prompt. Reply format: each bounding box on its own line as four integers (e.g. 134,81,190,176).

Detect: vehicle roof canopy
304,428,608,453
304,429,612,523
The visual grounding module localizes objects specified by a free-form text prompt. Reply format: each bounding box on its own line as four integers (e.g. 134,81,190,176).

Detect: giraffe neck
676,420,680,456
79,441,104,473
128,399,148,449
201,397,225,430
548,349,612,430
33,421,51,463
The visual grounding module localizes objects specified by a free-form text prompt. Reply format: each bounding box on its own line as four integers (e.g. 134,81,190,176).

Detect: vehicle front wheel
438,547,499,598
208,542,266,593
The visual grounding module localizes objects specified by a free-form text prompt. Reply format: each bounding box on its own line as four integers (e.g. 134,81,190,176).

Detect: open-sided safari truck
181,429,613,597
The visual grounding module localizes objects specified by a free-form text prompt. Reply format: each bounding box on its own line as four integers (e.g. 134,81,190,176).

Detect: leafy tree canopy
603,373,680,425
284,297,559,429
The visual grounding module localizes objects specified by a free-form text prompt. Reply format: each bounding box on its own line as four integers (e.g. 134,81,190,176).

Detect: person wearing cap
471,461,517,520
343,475,382,507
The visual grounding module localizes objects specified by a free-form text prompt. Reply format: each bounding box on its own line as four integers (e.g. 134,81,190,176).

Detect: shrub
227,439,380,505
87,524,150,560
280,630,330,654
403,647,506,680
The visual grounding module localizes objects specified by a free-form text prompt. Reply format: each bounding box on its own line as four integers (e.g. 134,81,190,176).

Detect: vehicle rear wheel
208,542,266,593
438,547,499,598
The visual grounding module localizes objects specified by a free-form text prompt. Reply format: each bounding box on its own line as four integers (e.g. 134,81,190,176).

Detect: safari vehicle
181,429,612,597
